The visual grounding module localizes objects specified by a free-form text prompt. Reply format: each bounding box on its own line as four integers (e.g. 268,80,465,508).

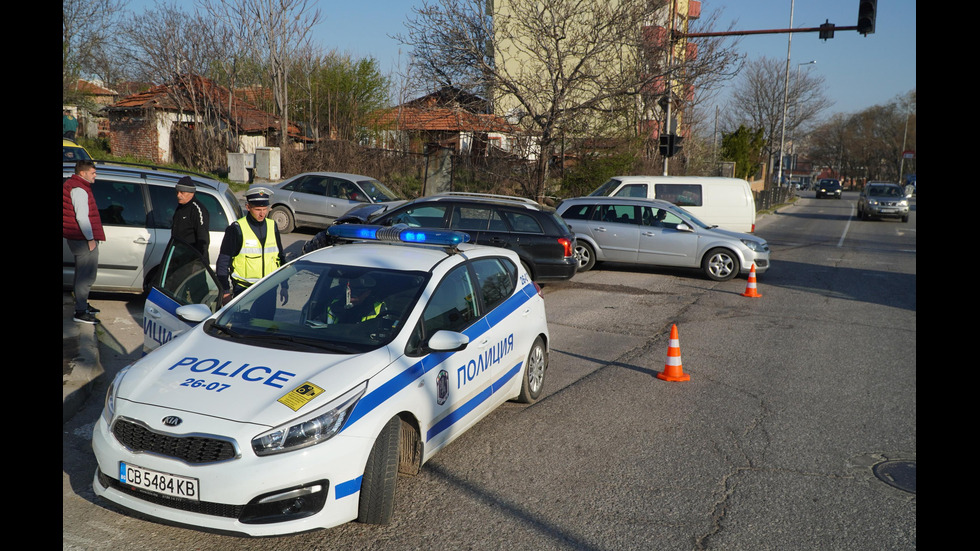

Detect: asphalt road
62,191,915,550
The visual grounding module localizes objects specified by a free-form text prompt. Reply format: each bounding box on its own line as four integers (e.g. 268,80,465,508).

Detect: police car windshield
209,261,429,353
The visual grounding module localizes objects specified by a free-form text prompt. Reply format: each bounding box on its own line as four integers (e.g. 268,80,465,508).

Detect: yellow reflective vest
230,217,280,288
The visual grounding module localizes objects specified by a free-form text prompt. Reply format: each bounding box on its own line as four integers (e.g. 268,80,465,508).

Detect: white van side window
655,184,703,207
614,184,647,198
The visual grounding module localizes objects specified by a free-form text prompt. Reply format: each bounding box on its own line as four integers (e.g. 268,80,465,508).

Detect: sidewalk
63,293,102,423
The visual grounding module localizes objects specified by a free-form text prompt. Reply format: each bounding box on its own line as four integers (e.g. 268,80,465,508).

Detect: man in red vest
63,160,105,324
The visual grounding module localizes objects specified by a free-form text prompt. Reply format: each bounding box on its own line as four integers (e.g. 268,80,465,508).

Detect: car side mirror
176,303,213,324
676,223,693,232
427,330,469,352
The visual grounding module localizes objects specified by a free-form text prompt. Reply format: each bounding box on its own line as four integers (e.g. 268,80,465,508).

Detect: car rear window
471,257,517,312
502,210,544,233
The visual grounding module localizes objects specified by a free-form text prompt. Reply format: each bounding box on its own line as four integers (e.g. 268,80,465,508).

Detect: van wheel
270,206,295,234
574,242,596,272
516,337,547,403
702,248,739,282
357,416,400,525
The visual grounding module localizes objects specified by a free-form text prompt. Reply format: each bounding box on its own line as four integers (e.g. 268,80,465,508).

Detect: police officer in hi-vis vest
216,188,289,306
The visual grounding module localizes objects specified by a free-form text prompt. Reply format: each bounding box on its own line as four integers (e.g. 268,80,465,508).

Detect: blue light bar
328,224,470,246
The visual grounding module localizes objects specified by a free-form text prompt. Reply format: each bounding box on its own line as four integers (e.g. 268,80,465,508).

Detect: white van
589,175,757,233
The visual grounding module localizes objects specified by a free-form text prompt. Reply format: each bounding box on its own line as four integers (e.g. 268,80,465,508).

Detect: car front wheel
357,416,400,525
270,205,295,234
702,248,739,281
516,336,547,404
575,241,596,272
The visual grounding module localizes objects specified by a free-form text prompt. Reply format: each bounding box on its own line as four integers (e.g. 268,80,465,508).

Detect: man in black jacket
172,177,210,262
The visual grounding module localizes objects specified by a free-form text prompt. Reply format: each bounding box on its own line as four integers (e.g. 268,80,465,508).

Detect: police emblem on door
436,369,449,405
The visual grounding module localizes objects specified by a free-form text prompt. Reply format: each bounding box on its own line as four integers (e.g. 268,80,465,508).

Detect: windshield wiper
205,320,243,338
245,333,359,354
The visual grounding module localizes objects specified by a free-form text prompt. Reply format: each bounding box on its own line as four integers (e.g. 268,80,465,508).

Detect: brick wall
108,111,162,163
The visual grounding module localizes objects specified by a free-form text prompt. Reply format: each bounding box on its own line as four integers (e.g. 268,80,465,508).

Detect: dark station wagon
336,192,577,282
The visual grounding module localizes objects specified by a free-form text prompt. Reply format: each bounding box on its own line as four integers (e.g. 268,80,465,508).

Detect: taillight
558,237,573,258
533,281,543,297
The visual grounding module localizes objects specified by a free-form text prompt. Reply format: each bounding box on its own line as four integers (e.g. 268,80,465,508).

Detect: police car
93,225,550,536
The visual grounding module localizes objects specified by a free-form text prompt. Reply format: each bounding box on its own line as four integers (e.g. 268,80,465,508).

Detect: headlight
740,239,766,252
102,365,132,425
252,382,367,456
898,200,908,207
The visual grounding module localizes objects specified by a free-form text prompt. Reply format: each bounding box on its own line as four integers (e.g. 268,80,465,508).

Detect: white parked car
557,196,771,281
62,162,243,294
93,225,550,536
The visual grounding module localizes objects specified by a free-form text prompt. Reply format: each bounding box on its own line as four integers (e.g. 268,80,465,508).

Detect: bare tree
722,56,831,171
63,0,126,97
220,0,322,141
804,90,915,183
398,0,741,200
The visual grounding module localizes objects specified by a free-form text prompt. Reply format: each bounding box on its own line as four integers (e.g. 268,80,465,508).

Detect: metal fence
754,185,796,212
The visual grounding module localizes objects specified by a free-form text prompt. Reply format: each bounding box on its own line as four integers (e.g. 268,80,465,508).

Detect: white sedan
93,225,550,536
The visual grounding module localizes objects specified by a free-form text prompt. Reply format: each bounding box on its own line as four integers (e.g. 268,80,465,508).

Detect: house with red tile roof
103,74,305,166
369,87,521,157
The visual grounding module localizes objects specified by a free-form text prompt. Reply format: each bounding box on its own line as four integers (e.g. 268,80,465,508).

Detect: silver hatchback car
556,196,770,281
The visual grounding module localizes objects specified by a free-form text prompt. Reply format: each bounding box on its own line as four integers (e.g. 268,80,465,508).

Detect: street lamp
775,0,796,188
789,60,816,178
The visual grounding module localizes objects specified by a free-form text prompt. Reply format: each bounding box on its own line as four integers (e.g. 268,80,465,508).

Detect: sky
126,0,916,117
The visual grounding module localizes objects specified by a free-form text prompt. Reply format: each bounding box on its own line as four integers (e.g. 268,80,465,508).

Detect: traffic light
659,134,683,157
857,0,876,35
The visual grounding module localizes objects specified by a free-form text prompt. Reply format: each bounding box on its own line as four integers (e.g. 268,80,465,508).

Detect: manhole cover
873,460,916,493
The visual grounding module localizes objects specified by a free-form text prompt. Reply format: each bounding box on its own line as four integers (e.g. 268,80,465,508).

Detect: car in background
254,172,405,234
336,192,577,282
63,138,92,162
62,162,243,293
556,196,770,281
93,224,550,535
815,179,842,199
857,182,910,222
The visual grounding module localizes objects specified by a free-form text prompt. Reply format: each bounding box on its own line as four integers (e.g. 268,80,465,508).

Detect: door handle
145,305,161,319
133,237,150,245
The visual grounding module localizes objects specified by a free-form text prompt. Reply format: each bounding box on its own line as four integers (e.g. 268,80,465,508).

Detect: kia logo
162,416,183,427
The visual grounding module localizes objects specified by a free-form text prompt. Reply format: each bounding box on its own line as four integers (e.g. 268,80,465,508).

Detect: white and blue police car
92,224,550,536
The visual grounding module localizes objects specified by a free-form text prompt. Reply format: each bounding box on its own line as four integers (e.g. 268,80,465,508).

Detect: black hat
175,176,196,193
245,187,273,207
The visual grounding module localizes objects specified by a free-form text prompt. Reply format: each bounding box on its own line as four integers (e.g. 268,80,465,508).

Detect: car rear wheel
270,206,295,234
357,416,401,525
574,241,596,272
516,336,547,403
702,248,739,282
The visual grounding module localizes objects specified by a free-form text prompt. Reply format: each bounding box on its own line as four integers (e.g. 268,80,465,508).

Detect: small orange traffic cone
741,264,762,298
657,324,690,382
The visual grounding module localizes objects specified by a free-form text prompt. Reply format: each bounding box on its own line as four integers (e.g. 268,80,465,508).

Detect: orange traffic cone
741,264,762,298
657,324,690,382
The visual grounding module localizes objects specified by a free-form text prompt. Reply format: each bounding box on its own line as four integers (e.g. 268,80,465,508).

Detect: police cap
246,187,273,207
